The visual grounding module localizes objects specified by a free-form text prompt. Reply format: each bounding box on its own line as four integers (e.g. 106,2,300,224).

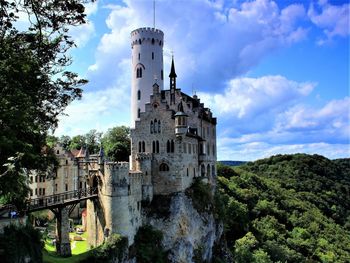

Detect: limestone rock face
144,192,222,263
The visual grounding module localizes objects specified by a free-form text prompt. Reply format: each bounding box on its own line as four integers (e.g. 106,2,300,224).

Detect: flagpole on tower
153,0,156,29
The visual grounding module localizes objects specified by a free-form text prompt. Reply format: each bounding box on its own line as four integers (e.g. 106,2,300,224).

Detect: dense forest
217,154,350,263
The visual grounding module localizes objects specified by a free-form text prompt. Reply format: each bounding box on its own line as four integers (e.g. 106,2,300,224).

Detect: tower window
159,163,169,172
161,70,163,80
142,141,145,152
152,141,155,153
156,141,159,153
139,39,141,45
159,41,162,46
138,53,140,60
138,108,141,118
152,38,155,45
138,141,141,153
152,52,154,60
158,120,161,133
136,68,143,78
137,90,141,100
150,121,153,134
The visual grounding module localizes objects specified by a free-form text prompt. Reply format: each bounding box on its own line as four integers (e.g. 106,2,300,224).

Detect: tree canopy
217,154,350,262
0,0,93,207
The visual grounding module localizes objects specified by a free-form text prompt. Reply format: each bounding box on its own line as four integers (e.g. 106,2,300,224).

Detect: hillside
217,154,350,263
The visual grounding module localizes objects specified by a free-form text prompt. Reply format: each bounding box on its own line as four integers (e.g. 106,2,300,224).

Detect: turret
130,27,164,127
175,101,188,137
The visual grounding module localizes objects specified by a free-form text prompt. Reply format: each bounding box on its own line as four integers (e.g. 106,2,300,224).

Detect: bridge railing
27,187,98,211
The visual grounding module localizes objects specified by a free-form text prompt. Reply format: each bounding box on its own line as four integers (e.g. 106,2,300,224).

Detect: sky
54,0,350,161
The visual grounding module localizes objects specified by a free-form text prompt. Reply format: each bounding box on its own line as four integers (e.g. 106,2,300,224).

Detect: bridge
27,187,98,213
26,187,98,257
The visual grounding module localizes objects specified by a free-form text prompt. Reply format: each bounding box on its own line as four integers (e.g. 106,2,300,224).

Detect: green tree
69,135,86,151
102,126,130,161
0,0,93,207
85,129,102,154
58,135,71,150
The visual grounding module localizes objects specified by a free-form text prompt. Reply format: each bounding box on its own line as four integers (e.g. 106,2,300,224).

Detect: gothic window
152,52,154,60
136,68,143,78
167,140,170,153
159,163,169,171
139,68,142,78
171,140,175,153
137,90,141,100
142,141,145,152
156,141,159,153
138,108,141,118
150,121,153,134
158,120,161,133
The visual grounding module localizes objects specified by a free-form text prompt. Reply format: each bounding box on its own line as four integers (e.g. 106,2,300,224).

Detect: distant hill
219,160,247,166
217,154,350,262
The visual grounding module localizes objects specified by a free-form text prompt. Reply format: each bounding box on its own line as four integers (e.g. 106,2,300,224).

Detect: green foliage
186,178,213,213
80,234,128,263
0,0,92,207
0,224,43,263
217,154,350,262
101,126,131,161
134,225,168,263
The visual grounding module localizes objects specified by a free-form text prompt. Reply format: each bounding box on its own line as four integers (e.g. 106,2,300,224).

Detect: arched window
139,68,142,78
159,163,169,171
158,120,161,133
167,140,170,153
142,141,145,152
137,108,141,118
137,90,141,100
154,119,157,133
138,141,141,153
156,141,159,153
171,140,175,153
152,141,155,153
150,121,153,134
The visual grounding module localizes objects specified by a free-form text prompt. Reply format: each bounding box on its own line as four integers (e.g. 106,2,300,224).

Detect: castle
83,27,217,247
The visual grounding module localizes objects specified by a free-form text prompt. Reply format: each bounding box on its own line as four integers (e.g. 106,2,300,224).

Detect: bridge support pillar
54,207,71,257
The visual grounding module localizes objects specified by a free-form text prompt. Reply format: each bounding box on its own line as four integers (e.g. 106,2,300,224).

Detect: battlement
131,27,164,48
131,27,163,36
136,153,152,161
105,162,129,171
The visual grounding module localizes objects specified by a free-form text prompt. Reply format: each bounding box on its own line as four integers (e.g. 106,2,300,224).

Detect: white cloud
308,0,350,44
198,75,315,119
69,22,95,47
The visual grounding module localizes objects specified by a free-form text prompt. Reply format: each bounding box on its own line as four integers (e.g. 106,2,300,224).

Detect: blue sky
55,0,349,161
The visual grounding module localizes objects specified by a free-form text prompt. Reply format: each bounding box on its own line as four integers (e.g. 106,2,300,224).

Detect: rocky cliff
142,181,223,263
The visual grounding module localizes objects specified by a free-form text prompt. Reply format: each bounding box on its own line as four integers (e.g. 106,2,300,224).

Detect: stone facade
86,27,217,249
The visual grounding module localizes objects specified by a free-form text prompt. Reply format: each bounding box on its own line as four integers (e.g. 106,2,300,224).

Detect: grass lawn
43,226,93,263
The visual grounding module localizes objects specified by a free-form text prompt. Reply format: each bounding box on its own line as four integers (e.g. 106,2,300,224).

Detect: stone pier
55,207,71,257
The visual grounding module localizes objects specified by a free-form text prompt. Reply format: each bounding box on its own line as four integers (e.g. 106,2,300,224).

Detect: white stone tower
130,27,164,127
